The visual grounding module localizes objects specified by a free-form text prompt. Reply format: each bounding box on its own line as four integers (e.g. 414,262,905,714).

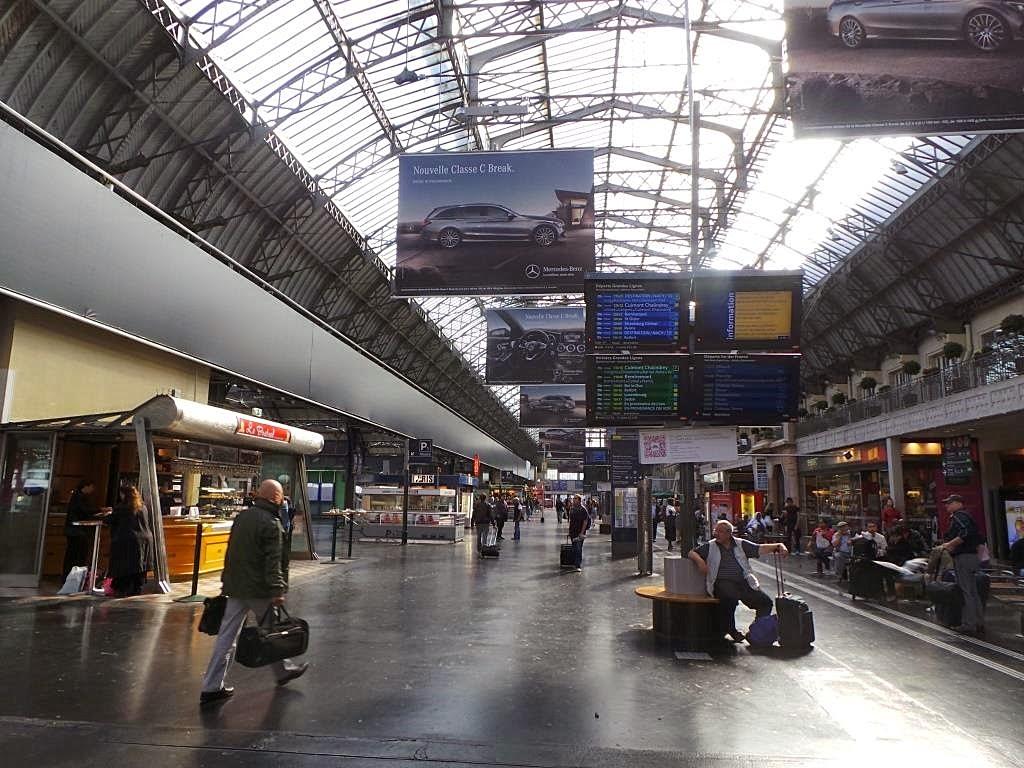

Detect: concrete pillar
886,436,904,511
979,446,1003,555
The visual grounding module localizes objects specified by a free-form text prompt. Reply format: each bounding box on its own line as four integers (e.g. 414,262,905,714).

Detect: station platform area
1,520,1022,768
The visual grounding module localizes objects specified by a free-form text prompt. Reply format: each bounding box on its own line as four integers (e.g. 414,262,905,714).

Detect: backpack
747,614,779,647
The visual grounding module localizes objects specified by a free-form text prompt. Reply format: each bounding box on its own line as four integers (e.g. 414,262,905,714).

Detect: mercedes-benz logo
525,264,541,279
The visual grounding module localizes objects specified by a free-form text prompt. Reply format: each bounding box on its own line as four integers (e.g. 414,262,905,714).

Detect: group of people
471,492,535,554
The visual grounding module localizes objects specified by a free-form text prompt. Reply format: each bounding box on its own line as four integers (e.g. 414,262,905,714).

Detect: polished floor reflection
0,520,1022,767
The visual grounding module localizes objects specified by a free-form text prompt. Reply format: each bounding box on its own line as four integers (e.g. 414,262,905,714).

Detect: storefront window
0,434,53,576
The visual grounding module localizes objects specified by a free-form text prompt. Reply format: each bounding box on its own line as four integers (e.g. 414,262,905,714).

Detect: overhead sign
473,453,481,477
692,271,801,352
519,385,586,427
638,427,738,465
584,447,610,466
586,355,688,427
610,430,641,486
393,149,595,296
411,474,436,485
235,417,291,443
692,354,800,425
784,0,1024,137
486,307,585,384
408,438,433,465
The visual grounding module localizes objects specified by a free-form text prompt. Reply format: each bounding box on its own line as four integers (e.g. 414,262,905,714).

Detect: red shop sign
236,417,292,443
473,453,481,477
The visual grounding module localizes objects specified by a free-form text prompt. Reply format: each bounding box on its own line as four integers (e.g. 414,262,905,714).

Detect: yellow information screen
733,291,792,341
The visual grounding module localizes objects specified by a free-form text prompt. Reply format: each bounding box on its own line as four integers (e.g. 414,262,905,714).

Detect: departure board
586,355,689,426
692,354,800,424
693,272,802,351
585,275,688,352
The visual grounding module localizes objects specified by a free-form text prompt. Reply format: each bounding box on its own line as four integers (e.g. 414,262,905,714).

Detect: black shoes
200,687,234,706
277,663,309,686
726,630,746,644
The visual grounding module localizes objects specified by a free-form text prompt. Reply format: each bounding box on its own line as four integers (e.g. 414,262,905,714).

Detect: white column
886,436,904,513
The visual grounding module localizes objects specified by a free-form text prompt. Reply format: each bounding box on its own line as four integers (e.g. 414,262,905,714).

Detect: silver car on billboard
420,203,566,249
827,0,1024,51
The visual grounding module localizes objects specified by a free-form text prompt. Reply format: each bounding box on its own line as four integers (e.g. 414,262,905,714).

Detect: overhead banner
785,0,1024,136
519,385,586,427
394,149,595,296
539,428,585,457
486,307,585,384
638,427,738,465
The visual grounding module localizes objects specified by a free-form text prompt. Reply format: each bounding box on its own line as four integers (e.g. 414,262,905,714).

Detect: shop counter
164,518,234,581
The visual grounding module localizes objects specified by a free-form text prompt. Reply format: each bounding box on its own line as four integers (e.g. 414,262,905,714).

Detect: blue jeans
571,537,584,568
513,521,521,540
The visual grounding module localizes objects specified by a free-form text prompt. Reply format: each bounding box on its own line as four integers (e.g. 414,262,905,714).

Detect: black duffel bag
235,605,309,668
198,595,227,635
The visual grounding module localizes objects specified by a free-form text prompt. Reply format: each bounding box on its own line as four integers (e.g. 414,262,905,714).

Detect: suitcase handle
774,552,787,597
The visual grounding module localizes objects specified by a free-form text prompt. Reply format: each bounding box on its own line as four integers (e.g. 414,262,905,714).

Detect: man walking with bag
940,494,985,636
199,479,307,706
567,495,590,572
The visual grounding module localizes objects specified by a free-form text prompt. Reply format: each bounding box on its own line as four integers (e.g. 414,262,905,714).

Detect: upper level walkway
0,519,1021,767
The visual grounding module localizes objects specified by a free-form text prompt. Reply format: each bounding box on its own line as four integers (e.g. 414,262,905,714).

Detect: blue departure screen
585,276,687,352
693,354,799,423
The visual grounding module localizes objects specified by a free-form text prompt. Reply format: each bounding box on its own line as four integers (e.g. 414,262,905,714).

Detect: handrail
797,339,1024,437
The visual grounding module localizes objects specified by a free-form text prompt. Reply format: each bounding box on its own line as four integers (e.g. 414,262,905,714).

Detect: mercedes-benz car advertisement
486,307,586,385
785,0,1024,136
394,150,595,296
519,385,586,427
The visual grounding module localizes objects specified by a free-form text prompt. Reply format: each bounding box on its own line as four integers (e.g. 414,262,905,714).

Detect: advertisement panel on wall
486,307,586,384
785,0,1024,136
394,150,595,296
519,385,587,427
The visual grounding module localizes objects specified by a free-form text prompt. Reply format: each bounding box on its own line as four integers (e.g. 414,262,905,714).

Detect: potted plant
831,392,847,407
901,360,921,377
812,400,829,413
1002,314,1024,372
858,376,877,394
942,341,964,360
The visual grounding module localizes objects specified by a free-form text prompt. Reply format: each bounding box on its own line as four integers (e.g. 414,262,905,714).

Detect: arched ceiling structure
2,0,1024,427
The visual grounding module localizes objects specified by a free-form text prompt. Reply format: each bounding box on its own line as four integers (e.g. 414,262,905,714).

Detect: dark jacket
65,489,99,536
472,499,492,526
221,498,286,599
105,504,154,578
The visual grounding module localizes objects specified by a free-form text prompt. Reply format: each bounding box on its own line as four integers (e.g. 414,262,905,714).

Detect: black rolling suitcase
773,553,815,649
481,526,500,558
560,536,576,569
848,558,885,599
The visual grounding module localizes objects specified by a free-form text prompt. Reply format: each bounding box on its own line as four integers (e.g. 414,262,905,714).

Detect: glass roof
164,0,973,417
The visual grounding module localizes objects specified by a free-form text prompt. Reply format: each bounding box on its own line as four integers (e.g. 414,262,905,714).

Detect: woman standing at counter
105,486,154,596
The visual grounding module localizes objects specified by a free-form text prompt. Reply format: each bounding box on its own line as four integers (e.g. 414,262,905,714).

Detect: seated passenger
688,520,788,644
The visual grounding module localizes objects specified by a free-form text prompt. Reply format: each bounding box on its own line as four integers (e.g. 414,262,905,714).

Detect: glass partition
0,434,54,580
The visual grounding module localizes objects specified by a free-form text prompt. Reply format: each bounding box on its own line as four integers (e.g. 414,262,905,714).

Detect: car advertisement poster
539,429,585,458
519,385,587,427
394,150,595,296
785,0,1024,136
486,307,586,384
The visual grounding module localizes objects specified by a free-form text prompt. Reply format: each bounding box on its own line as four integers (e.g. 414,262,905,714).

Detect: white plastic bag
57,566,87,595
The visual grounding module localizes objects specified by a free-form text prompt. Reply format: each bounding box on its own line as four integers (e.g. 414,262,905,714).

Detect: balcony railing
797,340,1024,438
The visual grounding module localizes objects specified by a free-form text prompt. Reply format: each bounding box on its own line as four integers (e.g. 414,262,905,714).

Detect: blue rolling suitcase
773,553,815,649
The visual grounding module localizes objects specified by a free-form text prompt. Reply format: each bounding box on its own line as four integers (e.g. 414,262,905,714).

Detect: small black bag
235,605,309,668
198,595,227,635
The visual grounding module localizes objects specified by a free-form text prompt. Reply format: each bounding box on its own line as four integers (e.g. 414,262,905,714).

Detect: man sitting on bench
689,520,788,643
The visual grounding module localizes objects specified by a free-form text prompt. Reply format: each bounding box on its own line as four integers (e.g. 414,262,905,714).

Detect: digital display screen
584,447,610,465
692,354,800,424
585,275,687,352
586,355,689,426
693,272,802,351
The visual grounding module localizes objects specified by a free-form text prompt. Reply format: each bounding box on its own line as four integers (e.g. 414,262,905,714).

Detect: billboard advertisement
540,428,585,457
785,0,1024,136
486,307,586,384
394,150,595,296
519,385,586,427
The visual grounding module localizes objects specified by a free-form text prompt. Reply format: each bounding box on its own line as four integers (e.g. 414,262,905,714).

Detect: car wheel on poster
438,227,462,249
838,16,866,48
533,225,558,247
965,11,1007,51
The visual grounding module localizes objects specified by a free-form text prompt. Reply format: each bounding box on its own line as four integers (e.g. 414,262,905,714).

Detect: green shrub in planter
812,400,829,412
858,376,877,392
901,360,921,376
942,341,964,360
1000,314,1024,335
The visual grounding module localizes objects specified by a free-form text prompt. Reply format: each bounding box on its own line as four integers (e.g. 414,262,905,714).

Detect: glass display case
356,486,465,542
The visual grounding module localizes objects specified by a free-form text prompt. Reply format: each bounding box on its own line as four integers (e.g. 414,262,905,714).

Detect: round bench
634,586,721,651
